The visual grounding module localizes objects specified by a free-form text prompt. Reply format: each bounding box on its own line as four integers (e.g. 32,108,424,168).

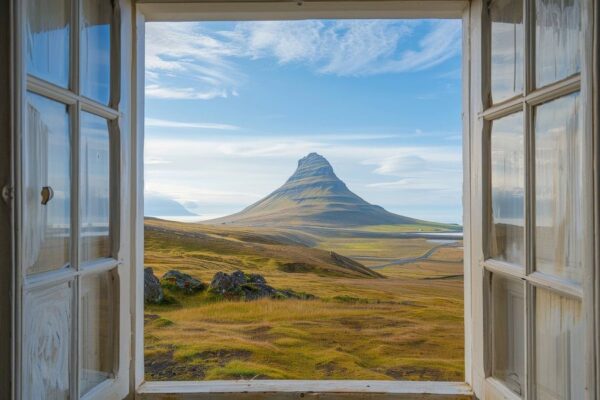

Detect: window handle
41,186,54,205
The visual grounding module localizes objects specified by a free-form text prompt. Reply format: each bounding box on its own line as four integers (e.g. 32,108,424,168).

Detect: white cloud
145,19,462,99
145,84,229,100
145,117,239,130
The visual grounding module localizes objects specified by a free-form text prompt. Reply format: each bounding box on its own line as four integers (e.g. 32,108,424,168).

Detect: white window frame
470,0,599,399
132,1,474,398
4,0,598,399
8,0,136,399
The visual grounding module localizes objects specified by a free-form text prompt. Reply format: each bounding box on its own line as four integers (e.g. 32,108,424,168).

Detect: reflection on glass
490,112,524,265
535,0,581,87
80,112,111,262
535,94,587,283
491,274,524,396
81,271,115,395
535,289,584,400
24,93,71,275
26,0,70,87
81,0,112,104
490,0,524,102
23,281,72,399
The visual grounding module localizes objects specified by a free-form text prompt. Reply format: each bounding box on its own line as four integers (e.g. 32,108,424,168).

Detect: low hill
144,218,382,279
206,153,454,229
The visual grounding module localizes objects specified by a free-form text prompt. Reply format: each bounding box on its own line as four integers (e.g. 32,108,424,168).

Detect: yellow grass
144,219,464,381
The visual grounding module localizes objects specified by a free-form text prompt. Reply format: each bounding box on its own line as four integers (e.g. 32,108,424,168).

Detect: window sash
481,0,596,399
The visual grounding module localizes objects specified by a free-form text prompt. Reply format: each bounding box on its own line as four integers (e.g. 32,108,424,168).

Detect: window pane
535,289,584,399
80,271,116,395
26,0,70,87
490,0,524,103
491,274,525,395
23,281,72,399
24,93,71,275
80,112,111,262
490,112,524,265
81,0,112,104
535,94,585,283
535,0,581,88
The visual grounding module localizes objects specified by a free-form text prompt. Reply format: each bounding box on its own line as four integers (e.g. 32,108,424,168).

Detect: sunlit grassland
144,219,464,381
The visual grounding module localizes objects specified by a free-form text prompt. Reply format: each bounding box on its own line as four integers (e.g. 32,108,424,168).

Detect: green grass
144,219,464,381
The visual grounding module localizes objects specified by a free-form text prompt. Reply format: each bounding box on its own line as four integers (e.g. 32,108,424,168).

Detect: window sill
137,380,473,399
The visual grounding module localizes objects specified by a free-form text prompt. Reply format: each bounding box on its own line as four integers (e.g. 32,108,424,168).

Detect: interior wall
0,0,13,398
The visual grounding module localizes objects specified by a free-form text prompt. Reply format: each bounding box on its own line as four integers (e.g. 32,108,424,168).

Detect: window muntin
490,112,525,265
534,0,581,88
81,0,113,105
534,93,584,284
80,112,112,262
26,0,71,88
490,0,524,103
23,92,71,276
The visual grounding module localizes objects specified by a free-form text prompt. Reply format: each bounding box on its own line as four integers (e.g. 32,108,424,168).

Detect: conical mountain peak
206,153,420,227
288,153,336,182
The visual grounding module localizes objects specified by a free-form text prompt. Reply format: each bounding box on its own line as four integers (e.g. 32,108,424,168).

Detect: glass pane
535,0,581,87
81,0,112,104
24,93,71,275
80,112,111,261
490,112,525,265
80,271,116,395
535,289,584,399
490,0,524,103
23,281,72,399
26,0,70,87
535,94,585,283
491,274,525,396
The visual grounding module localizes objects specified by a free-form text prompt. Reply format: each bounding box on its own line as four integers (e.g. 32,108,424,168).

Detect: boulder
160,269,206,294
144,267,164,304
209,270,313,301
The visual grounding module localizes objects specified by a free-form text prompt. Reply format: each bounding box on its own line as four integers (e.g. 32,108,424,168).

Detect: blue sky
144,19,463,223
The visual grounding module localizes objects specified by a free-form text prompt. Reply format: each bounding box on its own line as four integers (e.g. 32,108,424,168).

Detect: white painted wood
137,0,468,21
484,377,521,400
137,380,473,399
477,0,598,398
461,3,473,390
132,2,474,399
0,0,14,398
593,0,600,396
132,4,147,397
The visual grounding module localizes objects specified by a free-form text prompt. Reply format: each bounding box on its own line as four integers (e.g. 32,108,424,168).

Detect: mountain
145,194,197,217
206,153,439,228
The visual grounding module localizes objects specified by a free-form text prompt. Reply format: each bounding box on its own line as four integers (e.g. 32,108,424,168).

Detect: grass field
144,218,464,381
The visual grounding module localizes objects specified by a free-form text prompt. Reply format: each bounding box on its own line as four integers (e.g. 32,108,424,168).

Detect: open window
6,0,598,399
14,0,130,399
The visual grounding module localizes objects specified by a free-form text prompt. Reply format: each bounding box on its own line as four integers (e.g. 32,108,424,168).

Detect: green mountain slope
207,153,454,229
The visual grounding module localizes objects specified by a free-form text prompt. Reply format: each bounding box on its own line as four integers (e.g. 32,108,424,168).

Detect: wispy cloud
145,19,461,100
146,117,239,130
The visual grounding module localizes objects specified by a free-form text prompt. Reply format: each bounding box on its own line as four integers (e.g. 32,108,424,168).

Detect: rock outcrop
160,269,206,294
144,267,164,304
209,270,314,301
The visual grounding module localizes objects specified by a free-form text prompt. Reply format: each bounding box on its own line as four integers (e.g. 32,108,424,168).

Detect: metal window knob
41,186,54,205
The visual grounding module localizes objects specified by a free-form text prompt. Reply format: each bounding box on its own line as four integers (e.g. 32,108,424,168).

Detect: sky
144,19,463,224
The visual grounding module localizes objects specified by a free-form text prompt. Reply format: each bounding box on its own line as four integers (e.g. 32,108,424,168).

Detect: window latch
41,186,54,205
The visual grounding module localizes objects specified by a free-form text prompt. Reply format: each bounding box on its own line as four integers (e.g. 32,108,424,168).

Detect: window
482,0,594,398
18,0,128,398
9,0,597,399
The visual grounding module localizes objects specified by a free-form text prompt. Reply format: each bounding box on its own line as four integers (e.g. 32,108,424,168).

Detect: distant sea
146,214,225,223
